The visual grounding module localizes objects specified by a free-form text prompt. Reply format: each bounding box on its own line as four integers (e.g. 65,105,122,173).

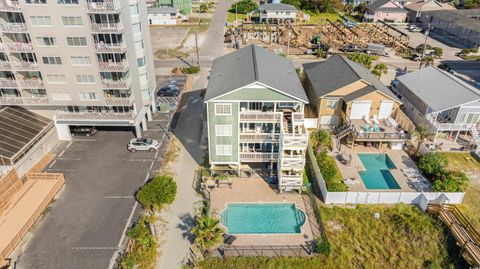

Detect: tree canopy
229,0,258,14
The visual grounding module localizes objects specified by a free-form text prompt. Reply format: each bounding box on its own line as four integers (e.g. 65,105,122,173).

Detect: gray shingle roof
367,0,405,12
423,9,480,33
205,45,308,103
258,3,297,11
148,7,178,14
302,55,400,102
396,66,480,112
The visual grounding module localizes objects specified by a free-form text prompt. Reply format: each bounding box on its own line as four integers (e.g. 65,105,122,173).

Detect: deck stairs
470,125,480,147
333,120,354,140
283,112,293,133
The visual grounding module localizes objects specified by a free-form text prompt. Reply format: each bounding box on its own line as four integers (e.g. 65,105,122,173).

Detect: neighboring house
420,9,480,49
303,55,412,148
364,0,408,23
404,0,455,23
205,45,309,192
148,7,184,25
344,0,409,7
253,3,297,24
393,67,480,144
158,0,193,14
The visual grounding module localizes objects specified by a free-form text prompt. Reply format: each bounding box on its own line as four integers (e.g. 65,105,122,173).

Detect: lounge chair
339,152,352,165
387,117,398,128
373,124,380,132
364,123,371,132
373,115,380,125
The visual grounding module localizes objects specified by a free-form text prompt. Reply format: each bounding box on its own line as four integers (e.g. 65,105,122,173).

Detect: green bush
229,0,258,14
311,129,333,150
432,171,468,192
432,47,443,58
315,237,331,256
192,215,225,250
182,66,200,74
119,215,158,269
318,150,336,181
347,52,374,69
136,175,177,211
418,152,448,178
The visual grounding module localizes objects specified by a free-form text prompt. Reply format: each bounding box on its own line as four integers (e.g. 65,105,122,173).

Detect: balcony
90,22,123,33
292,112,304,124
54,110,135,121
98,61,128,72
10,61,39,71
0,0,20,11
280,157,305,168
17,79,44,88
282,133,308,148
104,95,134,105
3,42,33,52
279,174,302,187
0,79,17,88
101,79,130,89
239,152,278,162
86,0,120,13
0,95,48,105
239,133,280,142
95,42,127,53
434,122,476,132
0,22,27,32
239,112,282,122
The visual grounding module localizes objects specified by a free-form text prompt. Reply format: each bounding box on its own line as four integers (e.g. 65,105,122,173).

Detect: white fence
304,118,318,129
306,146,465,206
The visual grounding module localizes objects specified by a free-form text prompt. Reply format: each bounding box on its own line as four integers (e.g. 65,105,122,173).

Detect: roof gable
214,83,299,101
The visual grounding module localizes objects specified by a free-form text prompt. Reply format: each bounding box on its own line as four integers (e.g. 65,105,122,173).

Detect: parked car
127,138,160,152
72,127,97,137
157,86,179,97
341,44,363,53
408,25,422,32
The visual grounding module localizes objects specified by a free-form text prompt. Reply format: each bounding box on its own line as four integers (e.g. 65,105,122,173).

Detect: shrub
432,170,468,192
182,66,200,74
229,0,258,14
347,52,374,69
418,152,448,178
199,3,208,13
315,237,331,256
316,48,327,58
311,129,333,151
432,47,443,58
192,215,225,250
119,215,158,269
136,175,177,211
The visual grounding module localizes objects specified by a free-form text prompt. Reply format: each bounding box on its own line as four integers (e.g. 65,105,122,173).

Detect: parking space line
48,160,57,169
56,157,82,161
72,138,96,142
72,247,120,250
123,158,156,162
104,196,134,199
47,168,73,172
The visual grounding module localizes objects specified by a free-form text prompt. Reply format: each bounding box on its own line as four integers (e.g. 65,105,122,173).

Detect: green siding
207,102,239,163
216,87,297,101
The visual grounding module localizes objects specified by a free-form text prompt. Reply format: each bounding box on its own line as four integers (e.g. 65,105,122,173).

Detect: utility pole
286,21,291,57
194,30,200,67
420,16,433,69
235,0,237,24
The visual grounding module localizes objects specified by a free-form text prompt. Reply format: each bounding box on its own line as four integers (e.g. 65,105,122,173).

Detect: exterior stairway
333,120,354,140
470,124,480,148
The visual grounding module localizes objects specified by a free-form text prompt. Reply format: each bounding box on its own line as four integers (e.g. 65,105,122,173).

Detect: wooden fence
220,244,313,258
0,170,22,210
27,153,54,174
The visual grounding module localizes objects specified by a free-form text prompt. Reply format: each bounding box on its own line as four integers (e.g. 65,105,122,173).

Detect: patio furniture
373,124,380,132
344,178,359,185
363,115,371,124
224,234,236,245
387,117,398,128
339,152,352,165
373,115,380,125
363,123,371,132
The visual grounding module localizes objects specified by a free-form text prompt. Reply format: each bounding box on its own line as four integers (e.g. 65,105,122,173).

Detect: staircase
470,125,480,148
333,121,354,140
283,112,293,133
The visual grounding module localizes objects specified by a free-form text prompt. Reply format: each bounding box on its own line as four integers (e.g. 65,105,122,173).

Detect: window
66,37,87,47
36,37,56,46
46,74,66,84
61,16,83,26
51,93,71,101
26,0,46,4
42,56,62,65
216,145,232,156
57,0,78,4
134,40,144,51
79,92,97,100
132,23,142,33
130,4,139,14
71,56,91,66
326,98,338,109
137,56,146,67
30,16,52,26
215,125,232,136
75,74,95,84
214,103,231,115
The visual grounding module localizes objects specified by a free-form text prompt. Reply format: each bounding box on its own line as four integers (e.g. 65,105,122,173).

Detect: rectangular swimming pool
358,154,401,190
221,203,306,234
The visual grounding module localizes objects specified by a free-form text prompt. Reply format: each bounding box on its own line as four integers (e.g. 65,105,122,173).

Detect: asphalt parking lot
15,112,174,269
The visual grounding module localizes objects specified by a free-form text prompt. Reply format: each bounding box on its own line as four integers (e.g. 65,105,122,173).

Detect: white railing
239,133,280,141
91,22,123,33
239,152,278,162
0,61,11,69
0,79,17,87
4,42,33,52
292,112,304,125
86,0,120,12
0,96,48,105
18,79,44,88
101,79,131,89
239,112,282,122
95,42,126,53
0,22,27,32
98,61,128,71
279,176,302,187
10,61,39,71
281,157,305,167
435,122,476,131
0,0,20,11
54,110,135,121
282,133,308,148
104,95,133,105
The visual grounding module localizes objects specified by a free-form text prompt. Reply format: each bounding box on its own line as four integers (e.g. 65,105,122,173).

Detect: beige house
303,55,413,148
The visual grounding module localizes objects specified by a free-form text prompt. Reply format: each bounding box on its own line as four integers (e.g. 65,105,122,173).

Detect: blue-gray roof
205,45,308,103
397,66,480,112
258,3,297,11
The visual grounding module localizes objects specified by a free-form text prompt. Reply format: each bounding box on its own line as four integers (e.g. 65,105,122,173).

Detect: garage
350,101,372,120
378,101,394,119
320,115,339,127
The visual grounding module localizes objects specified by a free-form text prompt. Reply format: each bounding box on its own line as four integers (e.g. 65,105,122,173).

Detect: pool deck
210,178,319,246
332,145,431,192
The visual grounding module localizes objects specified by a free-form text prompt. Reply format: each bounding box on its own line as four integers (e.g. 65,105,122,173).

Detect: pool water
358,154,401,190
221,203,306,234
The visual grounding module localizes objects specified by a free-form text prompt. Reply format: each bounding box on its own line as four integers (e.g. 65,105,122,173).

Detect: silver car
127,138,160,152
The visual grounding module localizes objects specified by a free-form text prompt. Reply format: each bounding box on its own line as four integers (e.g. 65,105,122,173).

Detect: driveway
15,116,172,269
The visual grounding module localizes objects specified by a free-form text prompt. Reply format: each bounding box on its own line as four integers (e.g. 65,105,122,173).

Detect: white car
127,138,160,152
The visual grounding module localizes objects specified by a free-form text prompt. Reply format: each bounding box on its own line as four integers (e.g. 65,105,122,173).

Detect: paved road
198,0,229,58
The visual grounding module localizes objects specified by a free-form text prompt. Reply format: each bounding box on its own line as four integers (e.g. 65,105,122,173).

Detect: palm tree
192,215,224,251
419,56,434,69
413,125,432,155
372,63,388,78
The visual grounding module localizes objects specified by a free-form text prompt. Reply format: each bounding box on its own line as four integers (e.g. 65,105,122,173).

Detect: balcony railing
91,22,123,33
0,22,27,32
281,158,305,168
239,133,280,141
98,61,128,71
101,79,131,89
353,131,411,141
54,110,135,121
104,95,134,105
434,122,476,131
292,112,304,124
239,112,282,122
0,0,21,11
17,79,44,88
0,61,11,69
279,174,302,186
239,152,278,162
95,42,127,53
0,96,48,105
0,42,33,52
0,79,17,88
10,61,39,71
86,0,120,13
282,133,308,148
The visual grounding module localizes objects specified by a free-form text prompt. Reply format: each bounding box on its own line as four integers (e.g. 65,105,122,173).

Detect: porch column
142,117,148,131
146,108,153,121
134,123,142,138
455,130,460,142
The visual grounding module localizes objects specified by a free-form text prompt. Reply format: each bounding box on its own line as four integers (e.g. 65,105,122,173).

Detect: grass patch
196,204,466,268
443,152,480,229
226,11,248,23
325,155,343,183
462,55,480,61
301,11,341,25
158,137,180,174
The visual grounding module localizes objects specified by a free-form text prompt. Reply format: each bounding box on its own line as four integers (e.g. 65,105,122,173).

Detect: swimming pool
221,203,306,234
358,154,401,190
